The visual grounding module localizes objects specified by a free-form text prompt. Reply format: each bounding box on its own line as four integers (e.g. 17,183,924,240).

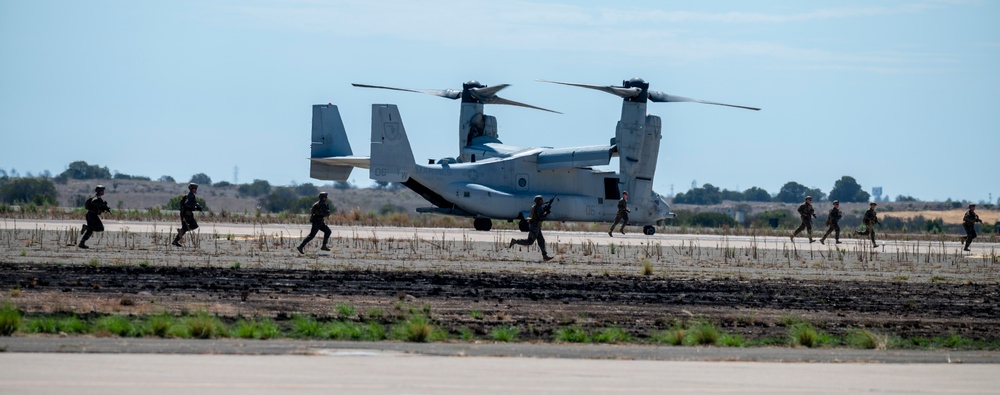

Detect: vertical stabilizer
370,104,415,182
458,102,487,161
310,104,355,180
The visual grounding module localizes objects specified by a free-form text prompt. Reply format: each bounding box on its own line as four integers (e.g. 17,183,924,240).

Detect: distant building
872,186,883,202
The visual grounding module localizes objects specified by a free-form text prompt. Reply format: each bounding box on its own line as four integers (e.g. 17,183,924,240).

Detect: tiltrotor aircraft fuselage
309,78,758,235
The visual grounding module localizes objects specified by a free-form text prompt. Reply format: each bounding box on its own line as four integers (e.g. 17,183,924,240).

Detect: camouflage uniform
791,198,816,242
609,192,629,236
856,204,880,247
172,184,203,247
820,202,842,244
79,186,110,249
961,205,983,251
297,193,332,254
510,196,553,261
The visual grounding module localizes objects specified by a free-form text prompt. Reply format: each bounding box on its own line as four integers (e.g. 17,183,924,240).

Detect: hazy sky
2,1,997,203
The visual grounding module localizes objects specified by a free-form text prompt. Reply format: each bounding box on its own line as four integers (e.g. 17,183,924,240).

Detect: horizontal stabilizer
310,163,353,181
310,156,371,169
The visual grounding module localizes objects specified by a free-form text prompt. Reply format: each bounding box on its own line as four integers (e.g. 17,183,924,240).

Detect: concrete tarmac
2,338,999,394
1,351,997,395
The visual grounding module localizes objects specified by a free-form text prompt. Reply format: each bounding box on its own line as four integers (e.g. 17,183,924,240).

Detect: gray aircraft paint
310,79,758,234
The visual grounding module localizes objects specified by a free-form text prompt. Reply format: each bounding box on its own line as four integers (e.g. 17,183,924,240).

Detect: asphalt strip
2,337,999,364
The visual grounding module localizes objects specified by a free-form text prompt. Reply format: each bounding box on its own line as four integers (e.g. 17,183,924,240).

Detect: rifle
542,196,556,214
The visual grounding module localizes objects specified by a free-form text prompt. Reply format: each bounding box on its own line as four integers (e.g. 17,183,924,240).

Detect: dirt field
2,221,998,345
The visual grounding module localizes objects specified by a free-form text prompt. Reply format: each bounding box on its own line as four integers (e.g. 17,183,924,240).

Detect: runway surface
2,340,998,395
5,218,997,254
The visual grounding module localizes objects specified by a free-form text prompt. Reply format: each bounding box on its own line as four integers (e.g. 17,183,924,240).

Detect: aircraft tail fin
370,104,416,182
310,104,356,181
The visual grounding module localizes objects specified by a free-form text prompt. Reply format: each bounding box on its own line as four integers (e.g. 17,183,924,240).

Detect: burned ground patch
3,263,997,343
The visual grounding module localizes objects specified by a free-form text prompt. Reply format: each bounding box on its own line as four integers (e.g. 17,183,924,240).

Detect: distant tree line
673,176,871,205
1,160,354,213
668,208,998,236
229,179,336,214
0,177,57,206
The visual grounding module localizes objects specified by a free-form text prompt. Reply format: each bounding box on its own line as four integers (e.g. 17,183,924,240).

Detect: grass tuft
334,303,356,319
26,317,59,334
326,321,362,340
653,328,686,346
847,328,885,349
391,315,436,342
653,321,728,346
718,333,746,347
554,326,590,343
233,318,281,339
788,322,832,348
686,321,721,345
640,258,654,276
185,311,226,339
490,325,519,342
593,327,631,343
290,316,323,338
94,315,141,337
0,302,21,336
326,320,386,341
57,316,87,334
146,313,177,338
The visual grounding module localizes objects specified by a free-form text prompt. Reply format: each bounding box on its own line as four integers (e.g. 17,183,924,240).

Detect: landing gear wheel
643,225,656,235
518,219,530,232
473,218,493,231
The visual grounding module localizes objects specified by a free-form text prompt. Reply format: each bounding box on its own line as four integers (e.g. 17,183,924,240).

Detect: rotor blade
469,84,561,113
648,91,760,111
351,83,461,100
537,79,640,99
485,96,562,114
469,84,510,98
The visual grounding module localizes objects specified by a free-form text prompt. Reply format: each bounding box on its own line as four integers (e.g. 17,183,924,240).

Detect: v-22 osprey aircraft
308,78,759,235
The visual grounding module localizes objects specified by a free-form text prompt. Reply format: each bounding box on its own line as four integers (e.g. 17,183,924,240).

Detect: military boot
172,229,183,247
